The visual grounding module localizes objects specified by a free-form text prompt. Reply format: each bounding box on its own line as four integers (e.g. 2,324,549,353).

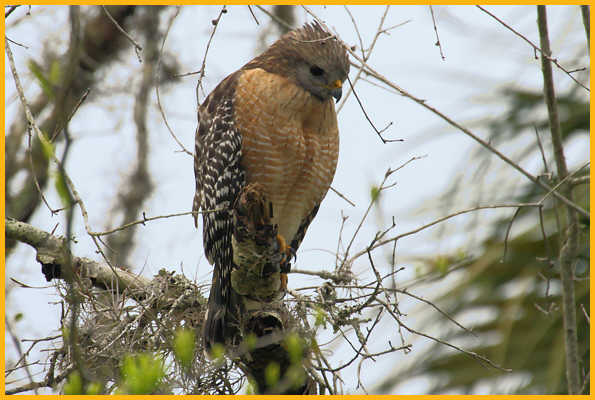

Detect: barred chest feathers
233,67,339,243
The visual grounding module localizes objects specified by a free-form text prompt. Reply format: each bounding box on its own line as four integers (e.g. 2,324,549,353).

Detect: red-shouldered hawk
193,21,349,351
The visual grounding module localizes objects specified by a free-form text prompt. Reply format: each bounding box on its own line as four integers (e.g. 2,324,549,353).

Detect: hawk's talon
277,234,296,261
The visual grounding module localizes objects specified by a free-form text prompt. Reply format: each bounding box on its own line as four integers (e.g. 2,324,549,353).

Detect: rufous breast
234,68,339,242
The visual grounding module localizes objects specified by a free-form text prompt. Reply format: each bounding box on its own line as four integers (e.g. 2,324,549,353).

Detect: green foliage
210,343,226,363
119,353,165,395
28,60,55,99
245,378,257,394
38,130,55,161
53,171,72,208
370,185,381,203
264,362,280,388
63,371,104,395
284,333,305,365
243,333,258,352
376,87,589,394
48,60,62,86
173,328,195,369
85,382,103,395
286,365,306,389
409,226,588,394
63,371,83,395
314,306,328,328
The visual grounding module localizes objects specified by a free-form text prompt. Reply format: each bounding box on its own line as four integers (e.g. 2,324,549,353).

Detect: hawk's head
248,21,350,103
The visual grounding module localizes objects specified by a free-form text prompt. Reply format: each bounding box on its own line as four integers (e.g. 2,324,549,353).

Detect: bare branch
351,56,589,219
329,186,356,207
155,6,193,156
102,5,142,62
537,6,581,394
5,218,151,297
476,5,589,91
5,316,38,394
429,6,446,60
195,5,228,104
350,202,543,262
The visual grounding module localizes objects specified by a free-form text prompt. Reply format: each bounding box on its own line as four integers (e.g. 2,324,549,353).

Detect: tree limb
5,218,151,299
537,5,581,394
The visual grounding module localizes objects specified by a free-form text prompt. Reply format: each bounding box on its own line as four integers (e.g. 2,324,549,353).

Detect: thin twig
5,35,28,48
534,126,550,174
293,6,588,219
538,162,590,205
102,6,142,62
429,6,446,60
155,7,192,156
329,186,356,207
195,5,227,104
476,5,589,91
90,210,194,236
6,37,118,275
26,124,55,214
377,297,512,372
346,75,396,143
338,5,391,113
501,206,525,262
5,316,38,394
247,5,259,25
350,55,589,219
349,202,543,262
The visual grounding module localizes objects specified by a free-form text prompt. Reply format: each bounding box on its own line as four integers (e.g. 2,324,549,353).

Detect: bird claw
276,234,296,271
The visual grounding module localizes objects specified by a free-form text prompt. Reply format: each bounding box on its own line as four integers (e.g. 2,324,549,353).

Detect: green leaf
433,255,449,275
173,328,195,369
49,60,61,85
314,306,327,328
85,382,102,395
245,378,257,394
370,185,381,203
38,130,55,161
120,353,164,395
210,343,225,364
264,362,280,388
28,60,54,99
53,171,72,208
14,313,23,322
243,333,257,352
284,333,304,365
63,371,83,395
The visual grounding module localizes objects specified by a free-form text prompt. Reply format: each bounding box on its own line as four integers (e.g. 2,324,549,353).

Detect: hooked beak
330,80,342,103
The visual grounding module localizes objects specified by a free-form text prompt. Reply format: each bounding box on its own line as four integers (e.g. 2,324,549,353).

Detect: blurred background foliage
374,86,589,394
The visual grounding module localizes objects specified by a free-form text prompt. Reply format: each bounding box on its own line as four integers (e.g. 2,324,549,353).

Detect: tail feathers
202,267,240,355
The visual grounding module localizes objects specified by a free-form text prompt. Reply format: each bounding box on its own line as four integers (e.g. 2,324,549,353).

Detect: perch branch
5,218,151,299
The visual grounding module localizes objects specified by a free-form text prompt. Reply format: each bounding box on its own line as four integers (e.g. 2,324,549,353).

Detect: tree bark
537,5,581,394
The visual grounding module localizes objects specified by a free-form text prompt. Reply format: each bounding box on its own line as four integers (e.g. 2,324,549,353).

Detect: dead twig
155,6,192,156
476,5,589,91
429,6,445,60
102,5,142,62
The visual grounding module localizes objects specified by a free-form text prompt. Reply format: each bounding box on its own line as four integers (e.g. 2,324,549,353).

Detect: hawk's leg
232,183,289,300
276,233,295,291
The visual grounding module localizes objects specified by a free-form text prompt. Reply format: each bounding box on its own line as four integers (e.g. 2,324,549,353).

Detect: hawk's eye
310,65,325,76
